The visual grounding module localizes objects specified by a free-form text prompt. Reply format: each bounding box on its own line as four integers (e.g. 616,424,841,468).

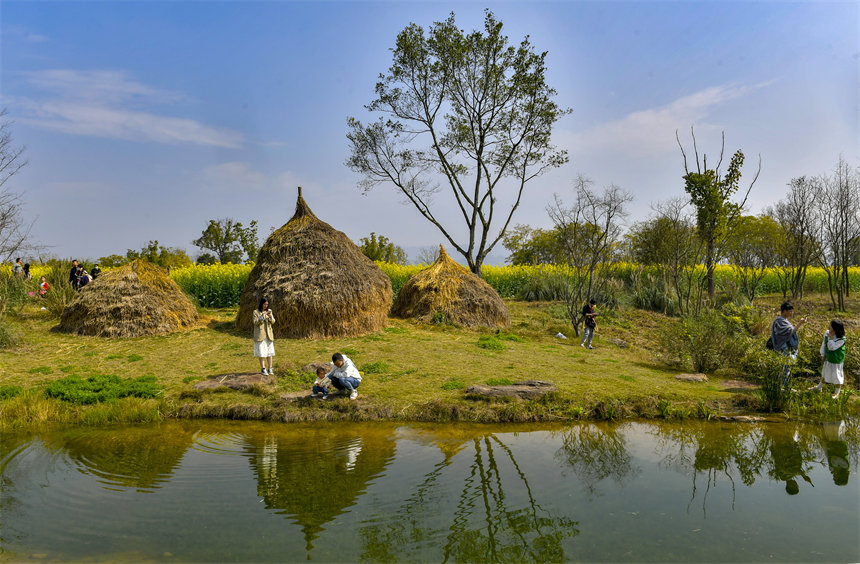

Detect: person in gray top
771,301,806,386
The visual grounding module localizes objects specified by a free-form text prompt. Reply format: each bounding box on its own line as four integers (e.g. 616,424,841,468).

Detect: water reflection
46,423,196,492
360,426,579,563
554,424,641,495
243,426,397,553
650,420,857,514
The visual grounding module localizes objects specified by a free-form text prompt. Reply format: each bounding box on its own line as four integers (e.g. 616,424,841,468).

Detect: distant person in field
22,263,31,280
771,301,806,387
39,276,49,297
580,298,597,349
312,366,331,398
326,352,361,400
12,258,23,277
90,264,102,279
253,296,276,376
68,260,79,286
810,320,846,399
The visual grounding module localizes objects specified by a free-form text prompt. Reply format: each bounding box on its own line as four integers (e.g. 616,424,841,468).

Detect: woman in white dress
253,297,276,375
811,320,846,399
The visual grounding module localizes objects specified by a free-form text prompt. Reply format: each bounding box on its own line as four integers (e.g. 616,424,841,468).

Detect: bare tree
0,110,32,263
771,177,819,299
347,11,569,276
414,246,440,265
548,176,632,335
816,157,860,311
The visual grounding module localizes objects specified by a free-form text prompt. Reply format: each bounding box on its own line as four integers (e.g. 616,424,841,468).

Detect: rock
674,373,709,382
555,332,567,339
302,361,332,374
193,372,276,391
608,337,629,348
719,415,765,423
466,380,556,400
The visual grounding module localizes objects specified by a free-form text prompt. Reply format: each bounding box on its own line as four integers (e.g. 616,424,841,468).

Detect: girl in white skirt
253,297,276,375
811,320,846,399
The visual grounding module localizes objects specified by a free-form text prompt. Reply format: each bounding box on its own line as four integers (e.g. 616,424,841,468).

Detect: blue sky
2,1,858,264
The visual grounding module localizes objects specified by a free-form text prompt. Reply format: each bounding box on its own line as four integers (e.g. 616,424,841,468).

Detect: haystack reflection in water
243,426,397,552
0,421,857,562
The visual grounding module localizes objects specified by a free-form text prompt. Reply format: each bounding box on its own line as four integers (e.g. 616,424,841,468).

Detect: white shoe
260,369,267,376
580,343,585,348
349,390,358,400
587,345,594,350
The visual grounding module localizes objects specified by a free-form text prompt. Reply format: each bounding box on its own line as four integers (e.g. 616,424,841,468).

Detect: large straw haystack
57,259,198,337
391,246,510,328
235,187,392,338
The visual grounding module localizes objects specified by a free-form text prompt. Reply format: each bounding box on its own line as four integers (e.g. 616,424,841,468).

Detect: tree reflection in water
243,426,396,555
652,421,859,514
553,423,641,496
360,429,579,563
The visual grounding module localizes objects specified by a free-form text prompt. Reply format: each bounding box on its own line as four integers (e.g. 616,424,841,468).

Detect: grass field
0,296,856,429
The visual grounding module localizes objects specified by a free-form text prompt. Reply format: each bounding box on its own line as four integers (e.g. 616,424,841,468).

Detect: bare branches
0,110,33,263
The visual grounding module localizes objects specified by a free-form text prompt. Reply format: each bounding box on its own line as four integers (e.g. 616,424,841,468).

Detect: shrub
477,335,505,351
660,310,745,373
360,361,388,374
0,322,18,349
44,373,162,404
485,378,514,386
441,377,465,390
0,385,22,400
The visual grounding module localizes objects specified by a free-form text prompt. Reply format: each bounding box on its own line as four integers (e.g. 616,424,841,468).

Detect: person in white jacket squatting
326,352,362,400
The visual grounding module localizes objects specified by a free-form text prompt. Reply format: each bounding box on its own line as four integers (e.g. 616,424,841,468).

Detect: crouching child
312,367,331,397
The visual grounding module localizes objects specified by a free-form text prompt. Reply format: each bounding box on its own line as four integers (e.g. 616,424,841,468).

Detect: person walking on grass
326,352,361,400
253,297,276,376
581,298,597,349
810,320,846,399
771,301,806,387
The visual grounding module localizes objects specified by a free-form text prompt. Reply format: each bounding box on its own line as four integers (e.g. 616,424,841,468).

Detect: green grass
477,335,505,351
0,296,857,428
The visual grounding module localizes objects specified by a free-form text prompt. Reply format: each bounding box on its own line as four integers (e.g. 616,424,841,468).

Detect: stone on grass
193,372,276,391
302,362,332,375
674,373,709,382
465,380,556,400
608,337,629,348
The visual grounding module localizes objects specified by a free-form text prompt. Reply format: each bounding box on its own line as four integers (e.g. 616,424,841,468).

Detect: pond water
1,420,858,562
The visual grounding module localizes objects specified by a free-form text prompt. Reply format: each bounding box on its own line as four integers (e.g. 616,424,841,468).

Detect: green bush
360,361,388,374
44,373,162,404
0,385,22,400
485,378,514,386
660,310,745,373
477,335,505,351
440,377,465,390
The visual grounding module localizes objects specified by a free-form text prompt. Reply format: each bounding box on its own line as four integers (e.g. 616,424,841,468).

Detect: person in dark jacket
771,301,806,387
90,264,102,279
69,260,80,286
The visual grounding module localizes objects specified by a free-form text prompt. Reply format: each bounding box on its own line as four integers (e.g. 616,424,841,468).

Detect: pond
1,420,858,562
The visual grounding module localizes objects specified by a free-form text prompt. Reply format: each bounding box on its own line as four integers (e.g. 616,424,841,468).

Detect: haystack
57,259,198,337
235,187,392,338
391,246,510,327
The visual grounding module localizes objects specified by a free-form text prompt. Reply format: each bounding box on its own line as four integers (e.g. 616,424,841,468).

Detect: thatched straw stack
235,187,392,338
391,246,510,328
57,260,198,337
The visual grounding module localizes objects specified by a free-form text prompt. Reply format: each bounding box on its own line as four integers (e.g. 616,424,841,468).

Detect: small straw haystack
235,187,393,338
391,246,510,328
57,259,198,337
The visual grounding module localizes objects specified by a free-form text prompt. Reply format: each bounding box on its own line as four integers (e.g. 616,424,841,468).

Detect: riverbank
1,296,857,429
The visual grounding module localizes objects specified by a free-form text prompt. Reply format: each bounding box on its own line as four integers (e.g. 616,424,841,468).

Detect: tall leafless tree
816,157,860,311
0,110,32,263
771,177,819,299
548,176,632,335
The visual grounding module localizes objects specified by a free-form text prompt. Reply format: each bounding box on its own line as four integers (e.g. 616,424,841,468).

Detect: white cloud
561,81,773,158
13,69,242,148
202,162,267,189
